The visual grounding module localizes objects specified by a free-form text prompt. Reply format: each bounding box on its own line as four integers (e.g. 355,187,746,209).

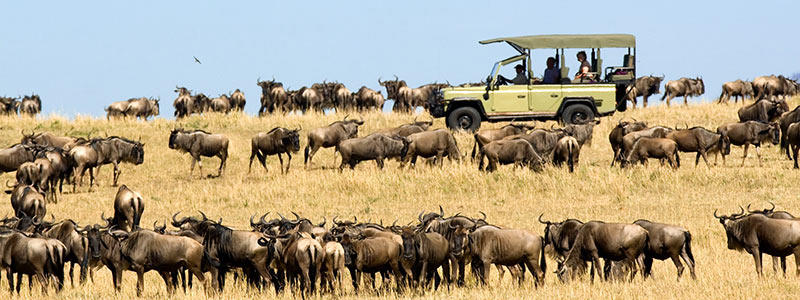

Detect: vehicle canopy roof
479,34,635,50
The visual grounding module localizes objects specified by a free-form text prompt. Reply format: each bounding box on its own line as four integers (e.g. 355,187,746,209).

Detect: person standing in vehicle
574,51,594,82
542,57,560,84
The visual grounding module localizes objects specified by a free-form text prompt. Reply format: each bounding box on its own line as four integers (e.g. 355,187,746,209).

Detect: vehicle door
488,55,529,113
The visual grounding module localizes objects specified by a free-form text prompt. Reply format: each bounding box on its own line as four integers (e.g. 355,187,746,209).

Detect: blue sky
1,1,797,117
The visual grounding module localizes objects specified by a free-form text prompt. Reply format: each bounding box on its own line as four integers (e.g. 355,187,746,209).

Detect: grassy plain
1,99,799,299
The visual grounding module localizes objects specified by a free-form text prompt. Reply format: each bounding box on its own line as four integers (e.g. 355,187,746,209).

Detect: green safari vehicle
428,34,636,130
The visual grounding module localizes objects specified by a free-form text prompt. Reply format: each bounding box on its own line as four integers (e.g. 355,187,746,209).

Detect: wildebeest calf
623,137,680,169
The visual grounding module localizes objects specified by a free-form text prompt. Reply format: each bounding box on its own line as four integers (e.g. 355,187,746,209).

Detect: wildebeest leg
376,157,385,169
699,150,710,168
643,95,648,108
73,165,85,193
6,269,13,293
112,162,120,186
667,255,684,281
285,152,292,173
159,271,174,294
88,167,95,191
305,145,321,169
481,261,491,285
752,249,763,276
772,256,781,274
781,256,787,276
436,151,445,168
441,260,451,289
591,255,604,282
218,152,227,177
276,153,284,174
755,146,762,167
136,271,145,296
683,95,688,106
741,144,749,167
793,144,800,168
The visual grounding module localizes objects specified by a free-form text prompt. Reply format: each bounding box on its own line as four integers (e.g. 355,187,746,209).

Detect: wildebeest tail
660,87,669,101
478,149,486,171
683,231,695,265
470,134,479,160
567,140,575,173
539,236,547,274
304,140,313,164
133,197,142,230
675,148,681,168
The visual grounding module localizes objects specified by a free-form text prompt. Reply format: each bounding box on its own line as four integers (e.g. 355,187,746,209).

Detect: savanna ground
1,98,800,299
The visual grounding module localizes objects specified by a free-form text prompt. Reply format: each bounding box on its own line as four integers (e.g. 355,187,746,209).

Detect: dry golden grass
1,98,800,299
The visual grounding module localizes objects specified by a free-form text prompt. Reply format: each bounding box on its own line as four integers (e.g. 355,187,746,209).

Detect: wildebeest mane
201,222,237,263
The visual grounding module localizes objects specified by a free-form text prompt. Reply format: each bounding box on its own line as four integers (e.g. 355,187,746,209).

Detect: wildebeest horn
713,209,722,219
449,223,458,230
439,205,444,216
317,217,326,227
5,180,15,188
291,211,301,220
538,213,551,224
392,219,398,227
250,214,258,227
278,213,287,221
418,211,424,222
172,211,187,226
333,216,340,225
768,202,776,212
378,77,383,84
479,211,487,221
746,203,754,213
632,118,638,122
394,75,399,81
198,211,208,221
343,114,350,121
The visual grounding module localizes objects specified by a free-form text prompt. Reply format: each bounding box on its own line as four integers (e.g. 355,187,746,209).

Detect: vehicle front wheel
446,106,481,131
561,104,595,124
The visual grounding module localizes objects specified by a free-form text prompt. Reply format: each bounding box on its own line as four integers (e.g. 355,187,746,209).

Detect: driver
498,64,528,85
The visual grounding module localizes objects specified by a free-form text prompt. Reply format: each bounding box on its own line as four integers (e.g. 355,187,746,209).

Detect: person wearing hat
498,64,529,85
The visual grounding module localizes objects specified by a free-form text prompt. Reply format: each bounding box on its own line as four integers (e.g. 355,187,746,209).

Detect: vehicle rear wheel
447,106,481,131
561,104,594,124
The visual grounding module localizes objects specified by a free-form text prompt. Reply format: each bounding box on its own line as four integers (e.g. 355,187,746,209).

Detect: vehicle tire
561,104,594,124
446,106,481,131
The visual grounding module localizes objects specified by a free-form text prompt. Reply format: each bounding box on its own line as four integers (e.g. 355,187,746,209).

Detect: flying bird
193,56,201,64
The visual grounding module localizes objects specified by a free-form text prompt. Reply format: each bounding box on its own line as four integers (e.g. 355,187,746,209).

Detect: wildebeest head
746,202,776,216
763,122,781,145
714,207,747,250
111,136,145,165
168,129,184,150
340,233,357,266
150,98,160,116
174,86,191,96
81,224,103,259
447,224,470,258
378,76,407,99
334,116,365,139
400,226,417,260
283,128,302,153
410,117,435,130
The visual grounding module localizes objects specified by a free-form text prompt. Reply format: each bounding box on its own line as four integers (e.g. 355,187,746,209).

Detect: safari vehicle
428,34,636,130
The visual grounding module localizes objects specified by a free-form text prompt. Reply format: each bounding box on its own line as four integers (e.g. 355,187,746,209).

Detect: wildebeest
354,86,385,111
738,99,788,123
557,221,648,282
623,137,680,169
504,128,568,163
208,94,232,114
563,119,599,147
538,215,584,260
6,183,46,220
340,234,403,292
379,76,414,113
399,227,451,289
379,117,435,137
0,231,66,294
779,107,800,159
103,229,210,296
257,79,284,115
786,122,800,168
110,185,144,232
304,117,364,168
618,126,673,163
0,143,36,174
125,97,160,120
277,232,324,295
626,76,664,108
173,86,194,118
30,146,72,196
609,119,648,166
229,89,246,111
666,126,731,167
69,136,145,190
661,77,704,106
718,80,754,104
320,236,345,294
173,212,282,292
478,139,543,172
168,129,229,177
402,129,462,168
41,220,93,286
20,94,42,116
0,96,19,115
336,133,409,171
471,122,535,161
105,100,131,119
248,127,301,174
632,220,696,281
553,136,579,172
753,75,799,100
457,226,546,287
16,157,56,202
714,208,800,276
296,86,326,113
717,121,780,166
20,131,86,151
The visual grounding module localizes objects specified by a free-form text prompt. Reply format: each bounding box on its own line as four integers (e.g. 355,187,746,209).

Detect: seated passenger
575,51,591,75
542,57,560,84
574,65,596,83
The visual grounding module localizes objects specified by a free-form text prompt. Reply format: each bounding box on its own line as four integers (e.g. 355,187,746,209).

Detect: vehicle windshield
489,62,500,78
